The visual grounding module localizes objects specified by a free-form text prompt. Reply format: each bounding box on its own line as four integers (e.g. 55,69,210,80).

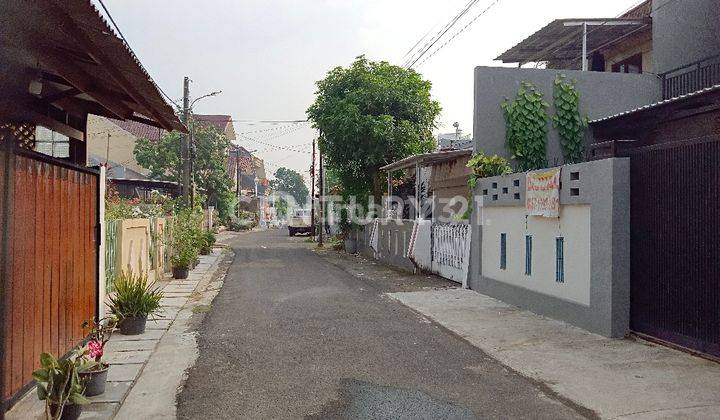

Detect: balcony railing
661,53,720,100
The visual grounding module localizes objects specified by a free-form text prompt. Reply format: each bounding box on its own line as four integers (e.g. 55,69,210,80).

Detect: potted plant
33,352,89,420
170,209,201,278
170,242,196,279
108,272,163,335
77,317,116,396
199,230,216,255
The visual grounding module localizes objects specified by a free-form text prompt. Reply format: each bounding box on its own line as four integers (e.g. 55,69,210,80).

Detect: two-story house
470,0,720,358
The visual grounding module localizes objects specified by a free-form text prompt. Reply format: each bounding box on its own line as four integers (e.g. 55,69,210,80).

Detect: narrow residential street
177,229,590,419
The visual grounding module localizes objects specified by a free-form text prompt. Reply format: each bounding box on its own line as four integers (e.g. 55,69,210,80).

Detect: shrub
107,272,163,319
170,206,203,268
200,230,216,254
466,153,512,189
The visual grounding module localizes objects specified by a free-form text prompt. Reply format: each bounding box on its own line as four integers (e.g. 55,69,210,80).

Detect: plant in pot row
77,317,116,397
199,230,216,255
170,243,197,279
34,352,89,420
170,207,204,279
33,316,115,419
108,271,163,335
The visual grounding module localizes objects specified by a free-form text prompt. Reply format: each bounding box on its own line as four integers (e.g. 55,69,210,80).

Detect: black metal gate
630,136,720,358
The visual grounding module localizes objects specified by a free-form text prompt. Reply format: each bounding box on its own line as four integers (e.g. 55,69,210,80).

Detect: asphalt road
177,229,588,419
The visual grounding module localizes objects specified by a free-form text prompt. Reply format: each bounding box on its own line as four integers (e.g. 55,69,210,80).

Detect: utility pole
181,76,190,205
310,138,316,238
318,141,324,247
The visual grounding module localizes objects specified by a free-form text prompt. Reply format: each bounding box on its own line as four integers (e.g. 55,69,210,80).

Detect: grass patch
192,304,212,314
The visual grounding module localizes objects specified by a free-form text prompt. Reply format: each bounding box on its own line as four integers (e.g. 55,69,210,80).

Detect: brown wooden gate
1,148,99,404
630,136,720,358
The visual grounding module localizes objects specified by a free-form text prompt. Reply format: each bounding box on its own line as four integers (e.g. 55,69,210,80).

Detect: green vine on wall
552,75,588,164
501,82,549,171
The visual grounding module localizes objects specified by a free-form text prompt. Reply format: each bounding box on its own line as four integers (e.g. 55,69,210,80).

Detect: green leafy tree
275,197,288,218
134,123,233,220
307,56,441,201
269,167,308,205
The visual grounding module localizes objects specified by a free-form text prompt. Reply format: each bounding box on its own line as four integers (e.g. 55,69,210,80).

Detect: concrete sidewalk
389,288,720,419
7,247,229,420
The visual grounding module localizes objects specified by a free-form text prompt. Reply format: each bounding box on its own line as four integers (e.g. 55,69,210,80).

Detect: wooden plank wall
1,152,98,404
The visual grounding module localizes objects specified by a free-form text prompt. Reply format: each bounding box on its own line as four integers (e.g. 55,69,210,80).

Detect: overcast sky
98,0,642,182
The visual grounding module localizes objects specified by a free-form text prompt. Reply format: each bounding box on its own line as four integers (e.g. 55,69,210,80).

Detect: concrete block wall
355,220,416,272
112,217,171,284
468,158,630,337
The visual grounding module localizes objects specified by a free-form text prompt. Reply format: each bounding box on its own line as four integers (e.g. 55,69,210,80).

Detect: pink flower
88,340,103,359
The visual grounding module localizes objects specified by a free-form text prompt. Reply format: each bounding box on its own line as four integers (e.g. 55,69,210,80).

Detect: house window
612,53,643,74
525,235,532,276
500,233,507,269
556,237,565,283
34,126,69,158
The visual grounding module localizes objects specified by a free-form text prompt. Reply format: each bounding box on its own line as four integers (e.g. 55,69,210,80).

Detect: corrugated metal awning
496,18,651,64
380,149,472,172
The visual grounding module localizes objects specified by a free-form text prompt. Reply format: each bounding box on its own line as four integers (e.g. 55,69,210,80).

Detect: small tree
307,56,440,201
134,123,233,220
275,197,288,218
269,167,308,205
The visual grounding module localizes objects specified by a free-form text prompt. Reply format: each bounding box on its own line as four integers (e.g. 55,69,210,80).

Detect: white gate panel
431,222,471,286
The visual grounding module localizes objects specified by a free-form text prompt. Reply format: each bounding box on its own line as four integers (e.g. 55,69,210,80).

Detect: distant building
437,132,473,151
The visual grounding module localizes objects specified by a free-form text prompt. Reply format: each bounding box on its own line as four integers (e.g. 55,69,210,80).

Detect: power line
404,0,479,67
239,124,297,135
413,0,505,68
405,0,482,68
232,119,309,124
238,125,311,154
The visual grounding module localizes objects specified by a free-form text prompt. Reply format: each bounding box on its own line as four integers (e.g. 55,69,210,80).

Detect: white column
98,165,107,320
415,163,420,219
386,170,392,218
582,22,588,71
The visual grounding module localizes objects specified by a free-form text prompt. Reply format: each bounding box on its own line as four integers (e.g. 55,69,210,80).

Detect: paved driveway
177,229,589,419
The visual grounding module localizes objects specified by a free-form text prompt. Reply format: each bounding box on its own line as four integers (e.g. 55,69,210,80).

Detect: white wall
481,205,591,306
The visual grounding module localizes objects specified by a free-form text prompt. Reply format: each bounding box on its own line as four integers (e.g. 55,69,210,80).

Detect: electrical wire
238,125,311,154
405,0,482,68
412,0,505,68
232,119,309,124
404,0,480,67
239,124,297,135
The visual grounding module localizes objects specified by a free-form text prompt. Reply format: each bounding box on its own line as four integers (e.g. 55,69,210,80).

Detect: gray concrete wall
355,220,416,272
472,67,660,165
652,0,720,75
468,158,630,337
